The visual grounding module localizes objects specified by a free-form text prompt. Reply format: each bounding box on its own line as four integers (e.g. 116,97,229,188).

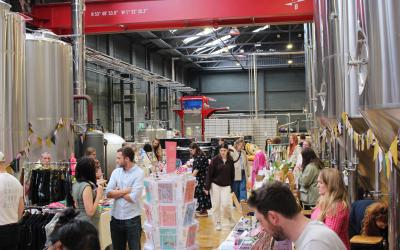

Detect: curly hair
361,201,388,236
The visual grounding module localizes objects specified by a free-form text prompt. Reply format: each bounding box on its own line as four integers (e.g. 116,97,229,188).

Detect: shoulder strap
233,151,242,163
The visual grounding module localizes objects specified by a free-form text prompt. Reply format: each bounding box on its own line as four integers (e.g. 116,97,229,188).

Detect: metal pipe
73,95,93,124
72,0,86,122
254,54,258,118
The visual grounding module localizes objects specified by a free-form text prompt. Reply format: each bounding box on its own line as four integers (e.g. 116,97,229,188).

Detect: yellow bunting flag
385,152,391,179
354,132,359,150
45,137,52,147
389,137,398,166
373,143,380,161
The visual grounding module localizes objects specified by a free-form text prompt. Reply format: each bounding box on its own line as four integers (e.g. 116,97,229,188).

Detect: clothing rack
267,143,289,162
23,162,72,206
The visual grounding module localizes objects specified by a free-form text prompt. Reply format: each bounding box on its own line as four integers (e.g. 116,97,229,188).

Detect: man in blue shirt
106,147,144,250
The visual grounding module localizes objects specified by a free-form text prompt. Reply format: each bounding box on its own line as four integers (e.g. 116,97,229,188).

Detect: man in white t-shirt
0,151,24,250
248,181,346,250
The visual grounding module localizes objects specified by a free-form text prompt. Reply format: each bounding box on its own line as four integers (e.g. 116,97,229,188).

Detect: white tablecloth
98,210,112,250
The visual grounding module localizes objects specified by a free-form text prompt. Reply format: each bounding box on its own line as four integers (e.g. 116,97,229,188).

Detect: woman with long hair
189,143,212,216
311,168,350,249
142,143,158,175
205,143,235,231
72,156,104,226
361,201,388,238
85,147,104,183
298,148,323,208
152,138,163,161
231,138,249,201
287,134,301,164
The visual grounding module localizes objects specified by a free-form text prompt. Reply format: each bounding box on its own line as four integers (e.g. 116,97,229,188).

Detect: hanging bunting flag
361,134,365,151
389,137,398,166
37,136,43,146
50,132,57,145
373,143,379,161
366,129,373,150
354,132,359,150
45,136,52,147
385,152,391,179
378,147,383,173
28,122,34,135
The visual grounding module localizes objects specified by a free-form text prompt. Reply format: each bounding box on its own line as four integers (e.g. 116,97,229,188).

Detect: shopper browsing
298,147,323,209
152,138,163,161
72,156,104,226
106,147,144,250
248,181,346,250
85,147,105,184
295,140,312,170
213,138,225,157
311,168,350,249
205,143,235,231
0,151,24,250
287,134,301,164
46,208,100,250
189,143,212,217
230,138,249,202
39,151,52,167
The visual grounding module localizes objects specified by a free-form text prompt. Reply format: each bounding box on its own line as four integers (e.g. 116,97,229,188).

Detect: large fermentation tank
26,31,73,162
0,2,28,163
104,133,125,179
356,1,400,249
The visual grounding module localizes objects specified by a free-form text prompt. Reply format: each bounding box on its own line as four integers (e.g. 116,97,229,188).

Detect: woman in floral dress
189,143,212,216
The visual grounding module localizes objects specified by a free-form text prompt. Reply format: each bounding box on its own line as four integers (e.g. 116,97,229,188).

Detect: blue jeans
110,216,142,250
232,170,247,201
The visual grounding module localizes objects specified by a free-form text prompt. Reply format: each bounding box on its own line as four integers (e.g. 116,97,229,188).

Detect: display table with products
143,173,199,250
219,217,294,250
98,209,112,250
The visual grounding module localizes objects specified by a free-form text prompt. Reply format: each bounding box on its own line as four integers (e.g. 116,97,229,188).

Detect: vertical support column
253,54,258,118
389,166,399,250
170,58,178,129
72,0,86,123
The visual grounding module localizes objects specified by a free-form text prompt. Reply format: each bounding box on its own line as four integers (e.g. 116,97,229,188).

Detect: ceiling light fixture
288,59,293,64
182,27,221,44
255,43,262,47
210,45,236,55
286,43,293,49
252,25,270,33
195,35,232,52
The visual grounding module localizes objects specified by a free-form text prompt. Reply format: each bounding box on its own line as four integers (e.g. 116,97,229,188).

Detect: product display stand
143,173,199,250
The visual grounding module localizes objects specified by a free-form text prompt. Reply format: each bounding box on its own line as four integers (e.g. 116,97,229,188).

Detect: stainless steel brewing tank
358,1,400,108
26,31,73,162
104,133,125,179
0,4,28,163
0,1,10,161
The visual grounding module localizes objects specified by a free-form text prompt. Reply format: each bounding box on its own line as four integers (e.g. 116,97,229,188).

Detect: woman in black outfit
205,143,235,231
189,143,212,217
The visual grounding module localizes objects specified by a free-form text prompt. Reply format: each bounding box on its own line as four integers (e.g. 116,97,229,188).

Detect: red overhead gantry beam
30,0,313,35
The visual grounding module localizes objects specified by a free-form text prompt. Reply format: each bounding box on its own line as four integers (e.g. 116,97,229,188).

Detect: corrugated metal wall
187,68,306,113
85,35,187,137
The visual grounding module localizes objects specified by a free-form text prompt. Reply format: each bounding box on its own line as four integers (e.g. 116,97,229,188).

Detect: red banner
165,141,177,174
31,0,313,34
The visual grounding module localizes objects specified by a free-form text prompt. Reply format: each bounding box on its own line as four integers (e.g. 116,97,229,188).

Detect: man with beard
248,182,345,250
106,147,144,250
